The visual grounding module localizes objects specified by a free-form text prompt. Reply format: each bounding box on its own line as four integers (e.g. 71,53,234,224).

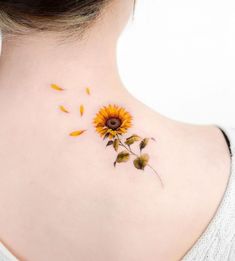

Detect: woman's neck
0,32,175,149
0,32,197,192
0,32,129,99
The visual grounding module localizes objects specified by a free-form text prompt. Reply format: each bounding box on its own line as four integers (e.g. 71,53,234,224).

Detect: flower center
106,117,122,130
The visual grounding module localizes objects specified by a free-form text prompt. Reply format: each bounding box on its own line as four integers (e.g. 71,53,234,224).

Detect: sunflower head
93,104,133,139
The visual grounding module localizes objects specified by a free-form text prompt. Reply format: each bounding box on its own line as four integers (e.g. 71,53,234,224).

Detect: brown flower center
106,117,122,130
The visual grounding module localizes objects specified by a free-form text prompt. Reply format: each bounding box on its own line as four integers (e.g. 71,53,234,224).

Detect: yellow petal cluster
93,104,132,139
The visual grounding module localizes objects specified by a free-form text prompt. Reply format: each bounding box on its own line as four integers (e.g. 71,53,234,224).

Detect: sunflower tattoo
93,104,164,187
50,84,163,186
93,104,132,139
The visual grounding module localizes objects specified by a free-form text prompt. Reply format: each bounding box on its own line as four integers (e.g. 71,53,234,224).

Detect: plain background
0,0,235,126
118,0,235,127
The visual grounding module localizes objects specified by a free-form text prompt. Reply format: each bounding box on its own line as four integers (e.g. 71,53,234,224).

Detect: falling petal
59,105,69,113
51,84,64,91
80,105,84,117
69,130,87,137
86,87,91,95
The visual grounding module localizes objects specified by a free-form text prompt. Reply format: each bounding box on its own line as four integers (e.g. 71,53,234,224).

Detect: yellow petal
80,105,84,117
100,108,109,118
51,84,64,91
108,130,115,135
69,130,87,137
86,87,91,95
59,105,69,113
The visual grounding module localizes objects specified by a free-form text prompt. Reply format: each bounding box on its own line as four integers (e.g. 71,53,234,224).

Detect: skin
0,0,232,260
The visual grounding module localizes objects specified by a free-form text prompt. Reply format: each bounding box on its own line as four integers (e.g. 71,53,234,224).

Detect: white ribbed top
0,243,18,261
182,125,235,261
0,125,235,261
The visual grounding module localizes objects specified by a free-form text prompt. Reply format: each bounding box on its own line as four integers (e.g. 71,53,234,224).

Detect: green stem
116,135,164,188
147,164,164,188
117,135,138,157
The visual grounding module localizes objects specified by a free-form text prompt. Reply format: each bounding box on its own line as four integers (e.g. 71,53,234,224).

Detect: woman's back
0,99,231,260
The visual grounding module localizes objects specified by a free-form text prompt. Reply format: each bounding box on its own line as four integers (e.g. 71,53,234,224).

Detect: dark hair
0,0,110,35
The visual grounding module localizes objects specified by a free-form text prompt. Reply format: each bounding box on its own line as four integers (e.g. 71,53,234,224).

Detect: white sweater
181,125,235,261
0,125,235,261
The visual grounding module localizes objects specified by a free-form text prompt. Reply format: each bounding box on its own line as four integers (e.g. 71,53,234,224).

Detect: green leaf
133,154,150,170
125,134,141,146
103,133,110,140
140,138,149,151
113,139,119,152
116,151,130,163
106,140,114,147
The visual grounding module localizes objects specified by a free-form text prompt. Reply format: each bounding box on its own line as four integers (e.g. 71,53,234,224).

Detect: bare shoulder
172,122,232,185
180,123,231,171
160,122,233,260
